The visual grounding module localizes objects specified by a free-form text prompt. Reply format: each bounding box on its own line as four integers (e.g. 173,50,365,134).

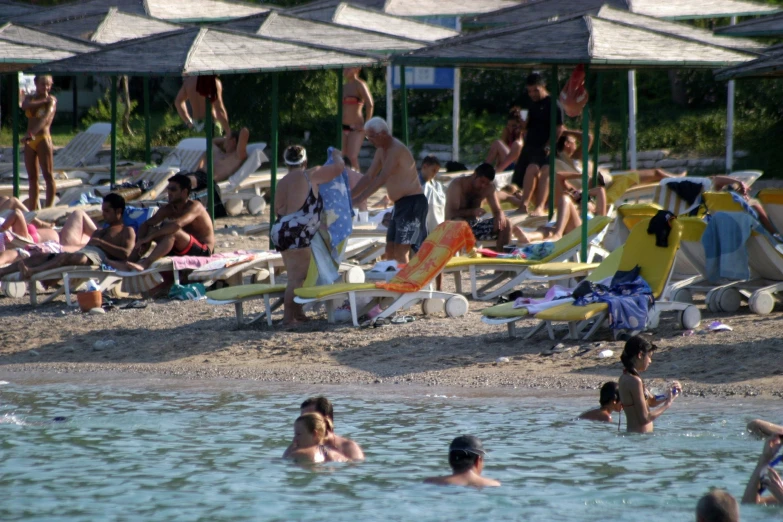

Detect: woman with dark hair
485,107,525,173
618,336,682,433
424,435,500,488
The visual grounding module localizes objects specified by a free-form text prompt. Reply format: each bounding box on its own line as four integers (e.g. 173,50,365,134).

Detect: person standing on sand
424,435,501,488
21,75,57,209
175,76,230,136
342,67,374,174
618,336,682,433
578,382,623,423
283,396,364,461
352,117,427,264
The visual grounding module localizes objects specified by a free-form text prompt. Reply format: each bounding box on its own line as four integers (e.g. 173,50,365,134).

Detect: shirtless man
445,163,509,250
283,396,365,461
174,76,230,136
424,435,501,488
16,193,134,279
352,117,427,263
122,173,215,271
193,127,250,184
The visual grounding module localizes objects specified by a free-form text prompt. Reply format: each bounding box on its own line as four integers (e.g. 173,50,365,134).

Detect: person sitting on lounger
122,173,215,271
424,435,501,488
578,382,623,423
12,193,134,280
272,146,345,325
175,76,230,136
446,163,510,250
485,106,524,173
193,127,250,184
0,198,99,267
514,184,607,244
283,396,365,461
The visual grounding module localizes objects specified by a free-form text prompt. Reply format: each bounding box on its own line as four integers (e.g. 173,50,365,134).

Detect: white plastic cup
359,211,369,223
520,109,529,121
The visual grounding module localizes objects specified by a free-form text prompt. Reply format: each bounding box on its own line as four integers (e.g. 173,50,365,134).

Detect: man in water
445,163,510,250
193,127,250,184
122,174,215,271
283,396,364,461
16,193,135,279
696,489,739,522
175,76,230,136
424,435,501,488
578,382,623,423
352,117,427,263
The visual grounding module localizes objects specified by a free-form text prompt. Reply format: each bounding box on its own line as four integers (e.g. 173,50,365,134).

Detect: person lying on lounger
117,173,215,272
445,163,510,250
712,175,779,237
8,193,134,280
0,197,99,267
192,127,250,184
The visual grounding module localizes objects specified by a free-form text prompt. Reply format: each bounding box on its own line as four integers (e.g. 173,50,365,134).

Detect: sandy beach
1,212,782,400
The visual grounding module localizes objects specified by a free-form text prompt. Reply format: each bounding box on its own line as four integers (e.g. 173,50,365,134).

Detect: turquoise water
1,376,781,521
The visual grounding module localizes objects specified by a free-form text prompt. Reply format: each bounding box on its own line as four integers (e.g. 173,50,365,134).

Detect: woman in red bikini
21,75,57,209
342,67,374,174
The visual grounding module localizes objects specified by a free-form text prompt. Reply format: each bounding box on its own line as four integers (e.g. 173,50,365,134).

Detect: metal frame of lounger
2,266,122,306
187,253,278,287
207,287,286,327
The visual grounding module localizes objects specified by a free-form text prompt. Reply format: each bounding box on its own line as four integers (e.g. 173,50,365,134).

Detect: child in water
579,382,623,423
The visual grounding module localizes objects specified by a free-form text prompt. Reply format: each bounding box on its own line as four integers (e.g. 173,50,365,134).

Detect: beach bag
560,65,589,118
168,283,207,301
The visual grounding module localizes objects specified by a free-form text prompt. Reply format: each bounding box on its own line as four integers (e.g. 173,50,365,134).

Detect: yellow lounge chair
294,221,475,327
481,246,624,338
528,218,701,340
443,215,612,301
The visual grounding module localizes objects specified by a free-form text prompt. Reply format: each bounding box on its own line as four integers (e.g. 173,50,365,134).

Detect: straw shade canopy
287,0,521,16
595,6,767,53
220,11,426,53
0,23,98,72
0,0,42,23
716,12,783,37
289,2,459,41
33,8,181,45
716,52,783,79
468,0,780,26
397,15,755,68
30,26,381,77
11,0,269,24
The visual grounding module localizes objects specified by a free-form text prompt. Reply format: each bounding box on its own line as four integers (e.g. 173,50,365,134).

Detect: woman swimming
341,67,374,174
618,336,682,433
271,146,344,325
21,75,57,209
485,107,524,173
285,412,348,464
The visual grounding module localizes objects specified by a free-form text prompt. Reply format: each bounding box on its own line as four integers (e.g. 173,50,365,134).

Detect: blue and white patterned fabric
574,276,653,331
318,147,354,257
123,207,157,233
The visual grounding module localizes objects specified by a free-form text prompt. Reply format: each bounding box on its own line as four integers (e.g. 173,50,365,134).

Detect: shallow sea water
0,375,781,521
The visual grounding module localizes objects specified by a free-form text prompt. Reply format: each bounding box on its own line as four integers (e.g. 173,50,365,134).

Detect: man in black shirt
512,73,564,215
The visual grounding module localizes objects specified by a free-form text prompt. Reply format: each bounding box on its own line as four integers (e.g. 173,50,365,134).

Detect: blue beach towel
702,211,753,283
574,275,653,331
319,147,354,258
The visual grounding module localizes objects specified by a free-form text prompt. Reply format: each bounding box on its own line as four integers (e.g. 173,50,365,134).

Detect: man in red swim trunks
124,173,215,271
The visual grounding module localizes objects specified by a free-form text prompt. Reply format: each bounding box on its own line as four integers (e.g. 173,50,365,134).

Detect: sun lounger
524,218,700,340
443,215,612,301
481,247,624,338
293,221,474,327
1,265,122,306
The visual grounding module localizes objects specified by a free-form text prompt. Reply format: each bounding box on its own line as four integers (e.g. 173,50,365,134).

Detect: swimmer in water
746,419,783,439
284,412,348,464
618,336,682,434
742,434,783,505
424,435,501,488
578,382,623,423
283,396,364,461
696,489,739,522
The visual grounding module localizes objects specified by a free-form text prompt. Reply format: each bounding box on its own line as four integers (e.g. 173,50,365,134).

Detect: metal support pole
452,17,462,162
269,72,279,240
628,70,637,170
11,73,20,198
336,69,344,149
400,66,409,146
110,75,117,185
71,75,78,131
548,64,559,219
580,66,590,263
143,76,151,164
726,16,737,173
386,65,393,135
621,71,628,170
205,96,214,222
592,72,603,187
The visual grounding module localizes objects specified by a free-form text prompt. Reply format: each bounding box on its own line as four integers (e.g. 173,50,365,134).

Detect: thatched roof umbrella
0,0,42,24
286,0,522,17
396,14,753,260
0,24,99,198
716,12,783,37
716,51,783,80
31,26,381,221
